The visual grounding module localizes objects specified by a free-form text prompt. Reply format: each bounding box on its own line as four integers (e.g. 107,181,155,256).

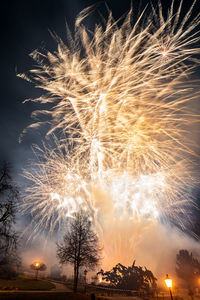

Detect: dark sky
1,0,152,175
1,0,199,174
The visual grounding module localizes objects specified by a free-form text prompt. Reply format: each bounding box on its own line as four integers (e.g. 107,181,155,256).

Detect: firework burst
20,1,200,237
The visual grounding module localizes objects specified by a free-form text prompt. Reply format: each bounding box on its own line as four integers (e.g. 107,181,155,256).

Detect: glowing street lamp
165,274,173,300
33,261,40,280
35,262,40,268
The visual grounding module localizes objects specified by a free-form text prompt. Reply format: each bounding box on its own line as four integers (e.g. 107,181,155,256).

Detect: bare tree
57,211,100,292
0,162,20,278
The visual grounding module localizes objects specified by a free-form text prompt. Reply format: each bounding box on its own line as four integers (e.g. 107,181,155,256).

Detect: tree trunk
73,262,80,293
76,265,79,292
73,263,78,293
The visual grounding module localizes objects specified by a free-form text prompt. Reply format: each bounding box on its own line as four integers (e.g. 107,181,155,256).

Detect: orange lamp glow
34,262,40,268
165,275,172,288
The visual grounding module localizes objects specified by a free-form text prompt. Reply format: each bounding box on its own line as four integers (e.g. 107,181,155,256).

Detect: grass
0,275,55,290
0,292,91,300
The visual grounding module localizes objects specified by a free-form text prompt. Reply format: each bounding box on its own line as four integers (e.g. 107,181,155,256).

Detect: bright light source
165,277,172,288
34,262,40,268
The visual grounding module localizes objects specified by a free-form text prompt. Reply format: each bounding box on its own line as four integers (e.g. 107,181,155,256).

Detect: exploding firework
20,1,200,238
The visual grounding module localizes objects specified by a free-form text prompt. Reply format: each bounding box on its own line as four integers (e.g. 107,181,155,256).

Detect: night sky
0,0,200,236
1,0,154,173
1,0,199,170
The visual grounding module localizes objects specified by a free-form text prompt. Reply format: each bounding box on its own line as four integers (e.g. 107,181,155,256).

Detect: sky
1,0,200,276
0,0,133,172
1,0,199,174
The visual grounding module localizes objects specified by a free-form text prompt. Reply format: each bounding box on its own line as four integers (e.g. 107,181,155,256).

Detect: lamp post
84,269,88,293
34,262,40,280
165,274,173,300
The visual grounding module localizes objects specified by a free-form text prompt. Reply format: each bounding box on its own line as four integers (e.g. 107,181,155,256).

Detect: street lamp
84,269,88,282
33,262,40,280
165,274,173,300
84,269,88,293
35,262,40,268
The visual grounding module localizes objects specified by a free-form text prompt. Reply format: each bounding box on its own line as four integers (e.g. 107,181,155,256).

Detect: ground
0,276,89,299
0,276,199,300
0,292,90,299
0,275,55,290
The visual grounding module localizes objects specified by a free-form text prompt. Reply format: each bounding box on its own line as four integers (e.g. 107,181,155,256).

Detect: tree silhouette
30,262,47,280
0,162,20,278
176,250,200,291
57,211,100,292
98,261,156,292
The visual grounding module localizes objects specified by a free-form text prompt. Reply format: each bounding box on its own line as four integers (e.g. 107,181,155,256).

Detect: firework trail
20,1,200,239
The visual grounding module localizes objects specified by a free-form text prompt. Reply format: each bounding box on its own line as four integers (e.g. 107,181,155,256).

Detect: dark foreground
0,292,90,300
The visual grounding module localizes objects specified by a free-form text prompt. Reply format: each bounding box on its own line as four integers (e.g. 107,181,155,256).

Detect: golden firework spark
20,1,200,236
